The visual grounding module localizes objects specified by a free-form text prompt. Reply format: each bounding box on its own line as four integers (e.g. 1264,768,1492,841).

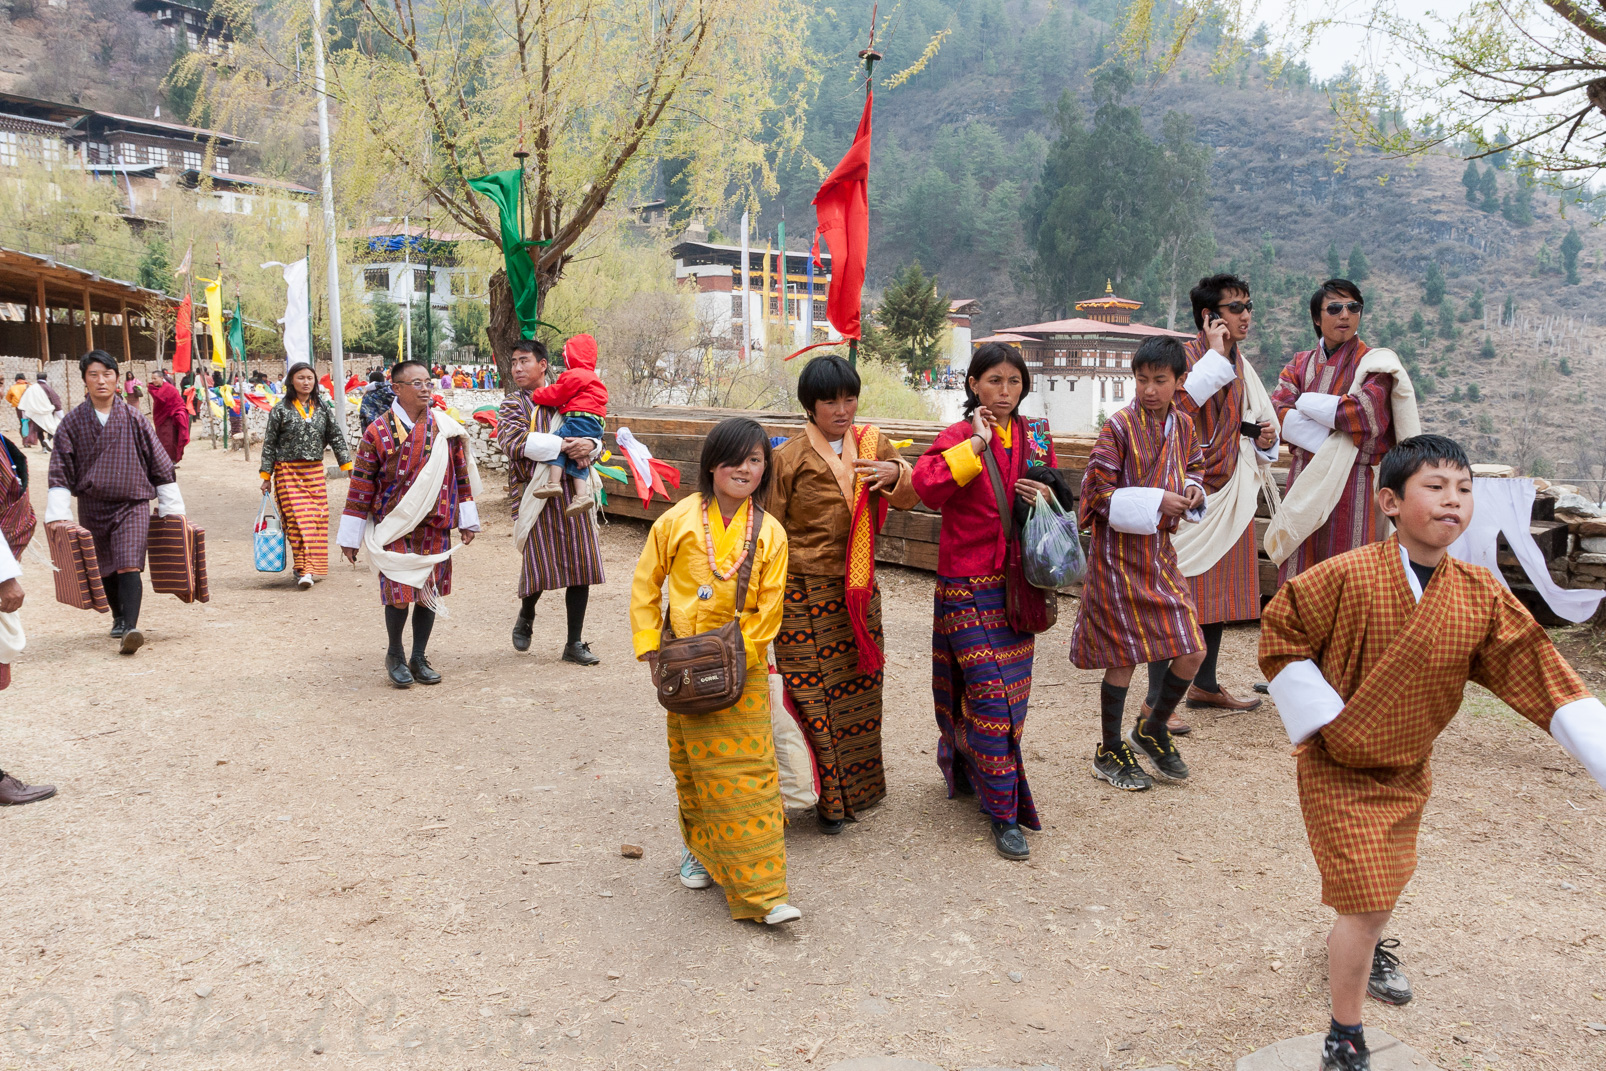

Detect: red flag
319,373,334,394
344,373,362,392
811,90,872,340
173,295,193,373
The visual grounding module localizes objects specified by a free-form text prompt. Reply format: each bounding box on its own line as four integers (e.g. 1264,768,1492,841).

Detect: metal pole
404,213,412,364
424,225,434,364
310,0,348,428
740,210,750,361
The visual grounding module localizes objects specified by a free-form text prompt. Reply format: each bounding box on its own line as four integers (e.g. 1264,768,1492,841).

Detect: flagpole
777,212,787,347
310,0,347,429
234,281,252,465
848,7,881,368
739,210,750,361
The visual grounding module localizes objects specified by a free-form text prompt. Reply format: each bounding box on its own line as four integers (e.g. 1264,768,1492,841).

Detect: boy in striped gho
1261,434,1606,1071
1068,336,1208,790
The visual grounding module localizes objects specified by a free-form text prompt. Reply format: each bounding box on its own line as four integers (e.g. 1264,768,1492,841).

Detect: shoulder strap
733,503,763,614
980,446,1012,544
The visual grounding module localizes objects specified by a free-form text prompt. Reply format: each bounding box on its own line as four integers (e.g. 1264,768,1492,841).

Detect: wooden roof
0,246,178,314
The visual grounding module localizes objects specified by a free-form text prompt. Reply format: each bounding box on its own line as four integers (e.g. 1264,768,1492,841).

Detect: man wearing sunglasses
1266,279,1419,582
1151,274,1281,729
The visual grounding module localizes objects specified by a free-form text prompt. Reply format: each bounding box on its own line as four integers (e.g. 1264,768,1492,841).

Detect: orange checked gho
1261,535,1604,913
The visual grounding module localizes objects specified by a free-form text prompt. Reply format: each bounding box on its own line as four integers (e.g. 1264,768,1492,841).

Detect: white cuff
1295,393,1340,429
458,500,481,531
1550,697,1606,790
155,483,185,518
0,534,19,584
1280,410,1330,454
45,486,73,524
522,431,563,463
1108,486,1165,535
1184,349,1237,407
336,514,366,549
586,437,603,462
1252,430,1281,463
1268,659,1347,745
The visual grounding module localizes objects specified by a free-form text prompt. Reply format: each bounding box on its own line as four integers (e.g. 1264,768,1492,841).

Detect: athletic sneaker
297,573,314,589
763,903,802,926
678,848,712,889
1368,938,1413,1005
1128,723,1189,781
1092,743,1153,791
1320,1033,1370,1071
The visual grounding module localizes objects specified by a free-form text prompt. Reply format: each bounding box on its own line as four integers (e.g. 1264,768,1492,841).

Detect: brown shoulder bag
654,503,764,715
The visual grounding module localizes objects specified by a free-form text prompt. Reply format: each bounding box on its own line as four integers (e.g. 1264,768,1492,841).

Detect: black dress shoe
409,654,442,685
561,640,600,666
991,819,1030,861
109,617,127,639
385,652,413,688
512,615,534,652
819,815,845,835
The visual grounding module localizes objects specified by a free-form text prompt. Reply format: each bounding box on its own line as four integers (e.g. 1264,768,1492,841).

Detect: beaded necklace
697,499,754,600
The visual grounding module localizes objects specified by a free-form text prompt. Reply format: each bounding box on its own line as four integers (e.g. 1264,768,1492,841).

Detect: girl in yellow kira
629,417,799,926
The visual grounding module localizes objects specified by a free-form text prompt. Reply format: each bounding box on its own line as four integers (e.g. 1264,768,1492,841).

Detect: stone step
1236,1029,1440,1070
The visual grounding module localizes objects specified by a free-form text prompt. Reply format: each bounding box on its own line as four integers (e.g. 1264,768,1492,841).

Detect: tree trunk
488,269,519,389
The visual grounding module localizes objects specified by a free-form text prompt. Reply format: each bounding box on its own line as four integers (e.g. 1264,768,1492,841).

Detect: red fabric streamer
173,295,193,373
811,90,873,341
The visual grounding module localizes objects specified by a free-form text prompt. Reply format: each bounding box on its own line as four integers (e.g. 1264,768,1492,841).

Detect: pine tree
1423,261,1445,305
1327,241,1342,278
1409,309,1426,335
1559,356,1573,376
1467,287,1484,320
1449,385,1462,402
1467,382,1482,402
1501,294,1516,325
1479,167,1499,213
1480,335,1496,360
1346,244,1370,281
1562,226,1583,285
1437,302,1457,340
1462,160,1481,203
876,261,951,378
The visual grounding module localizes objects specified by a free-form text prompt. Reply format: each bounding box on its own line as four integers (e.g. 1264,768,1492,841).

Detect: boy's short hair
1130,336,1188,377
1309,278,1364,334
797,354,861,418
1189,273,1251,330
1378,434,1471,495
390,359,428,383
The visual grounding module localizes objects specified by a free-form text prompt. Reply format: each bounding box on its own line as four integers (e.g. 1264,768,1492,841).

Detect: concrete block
1236,1030,1439,1071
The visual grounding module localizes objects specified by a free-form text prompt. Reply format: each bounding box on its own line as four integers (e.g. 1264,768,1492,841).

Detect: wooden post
35,277,48,365
119,300,131,367
82,288,93,353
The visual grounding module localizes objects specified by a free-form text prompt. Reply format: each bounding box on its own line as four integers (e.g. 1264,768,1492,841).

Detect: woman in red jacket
912,343,1055,861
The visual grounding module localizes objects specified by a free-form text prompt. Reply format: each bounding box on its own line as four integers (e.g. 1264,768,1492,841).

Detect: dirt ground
2,436,1605,1071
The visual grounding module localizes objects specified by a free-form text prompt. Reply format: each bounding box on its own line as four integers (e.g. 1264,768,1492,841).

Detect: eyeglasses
394,379,430,389
1324,302,1364,316
1216,301,1253,315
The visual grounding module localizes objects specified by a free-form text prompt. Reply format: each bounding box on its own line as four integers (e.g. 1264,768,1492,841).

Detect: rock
1471,464,1514,478
1555,492,1604,517
194,985,212,999
1576,553,1606,566
1236,1030,1440,1071
1007,971,1023,983
1576,518,1606,538
1581,537,1606,555
824,1060,943,1071
620,844,644,858
606,970,622,980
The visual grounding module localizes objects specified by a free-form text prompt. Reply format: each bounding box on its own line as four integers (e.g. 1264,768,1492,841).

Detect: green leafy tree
1502,181,1534,226
875,261,951,378
1464,287,1484,321
1326,241,1342,278
351,299,403,359
1147,110,1215,330
1409,309,1426,335
1346,244,1370,282
411,302,450,365
1423,261,1445,305
449,298,490,357
1562,226,1583,285
1449,385,1463,402
1437,301,1457,340
1480,336,1496,360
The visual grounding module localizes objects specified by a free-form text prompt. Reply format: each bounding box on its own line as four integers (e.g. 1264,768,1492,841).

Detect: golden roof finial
1105,279,1113,294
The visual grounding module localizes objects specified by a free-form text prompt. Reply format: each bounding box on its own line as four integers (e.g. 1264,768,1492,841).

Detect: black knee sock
385,605,408,657
1099,681,1128,752
1146,670,1192,736
518,592,539,621
410,606,436,661
104,574,123,620
1143,659,1170,708
565,585,589,644
119,573,143,629
1194,622,1226,692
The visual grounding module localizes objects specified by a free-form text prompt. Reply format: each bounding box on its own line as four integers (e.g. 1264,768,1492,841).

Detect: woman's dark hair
963,342,1031,418
1189,272,1251,330
1131,336,1189,377
1309,278,1364,335
697,417,773,503
1378,434,1470,496
284,361,321,404
79,349,118,377
797,354,861,419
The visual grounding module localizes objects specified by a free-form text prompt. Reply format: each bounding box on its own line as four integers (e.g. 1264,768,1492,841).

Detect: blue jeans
553,412,604,479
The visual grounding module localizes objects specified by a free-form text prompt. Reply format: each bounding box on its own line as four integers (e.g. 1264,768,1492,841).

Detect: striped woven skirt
272,459,330,577
668,664,789,920
1187,521,1262,624
931,574,1039,830
1279,460,1383,583
78,497,149,576
775,573,886,823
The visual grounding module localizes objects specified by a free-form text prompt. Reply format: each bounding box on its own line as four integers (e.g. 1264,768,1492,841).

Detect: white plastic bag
768,659,819,810
1022,492,1086,590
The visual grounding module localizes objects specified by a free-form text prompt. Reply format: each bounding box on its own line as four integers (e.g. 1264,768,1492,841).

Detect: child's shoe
1092,742,1153,791
678,849,712,889
1129,723,1190,781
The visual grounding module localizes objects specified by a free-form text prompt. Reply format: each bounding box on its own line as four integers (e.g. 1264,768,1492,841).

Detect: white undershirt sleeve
1280,410,1330,454
1108,486,1165,535
45,486,73,524
1295,392,1341,429
1268,658,1348,745
0,531,19,584
1184,349,1238,408
1549,697,1606,790
457,501,481,531
336,514,365,549
522,431,563,463
1252,428,1281,464
155,483,185,517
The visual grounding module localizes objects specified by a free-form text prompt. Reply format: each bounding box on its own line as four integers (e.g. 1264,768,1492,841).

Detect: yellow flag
200,276,226,367
397,320,405,364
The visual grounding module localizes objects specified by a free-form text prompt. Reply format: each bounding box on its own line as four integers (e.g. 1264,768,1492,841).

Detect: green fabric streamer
228,296,246,363
468,168,539,340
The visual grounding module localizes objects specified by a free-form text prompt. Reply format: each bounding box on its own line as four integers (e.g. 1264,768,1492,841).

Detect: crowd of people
2,274,1605,1071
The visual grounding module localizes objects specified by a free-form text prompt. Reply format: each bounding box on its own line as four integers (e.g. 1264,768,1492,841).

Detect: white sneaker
763,903,802,926
678,849,712,889
297,573,314,589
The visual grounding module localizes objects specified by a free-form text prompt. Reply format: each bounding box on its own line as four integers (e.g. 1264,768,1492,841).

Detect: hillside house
132,0,235,56
351,224,486,352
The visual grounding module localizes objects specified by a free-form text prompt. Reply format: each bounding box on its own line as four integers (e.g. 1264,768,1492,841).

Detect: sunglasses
1215,301,1253,315
1324,302,1364,316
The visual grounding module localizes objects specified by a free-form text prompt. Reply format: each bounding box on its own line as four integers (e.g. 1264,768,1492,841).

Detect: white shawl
1264,347,1419,566
1173,353,1282,577
18,384,60,436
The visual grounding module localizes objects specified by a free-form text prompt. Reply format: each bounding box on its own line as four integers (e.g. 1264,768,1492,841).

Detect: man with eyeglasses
338,360,482,688
1150,274,1281,729
1266,279,1419,583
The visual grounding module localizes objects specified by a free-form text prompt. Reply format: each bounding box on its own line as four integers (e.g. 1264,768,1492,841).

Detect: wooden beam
120,300,131,364
82,287,93,353
35,276,48,363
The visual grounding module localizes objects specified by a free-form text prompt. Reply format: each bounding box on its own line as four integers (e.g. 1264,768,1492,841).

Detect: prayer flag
811,90,873,340
175,243,192,276
261,258,310,370
173,294,193,374
200,277,226,367
228,296,246,367
467,169,539,339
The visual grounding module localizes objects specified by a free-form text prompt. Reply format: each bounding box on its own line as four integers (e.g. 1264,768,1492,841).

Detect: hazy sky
1264,0,1476,82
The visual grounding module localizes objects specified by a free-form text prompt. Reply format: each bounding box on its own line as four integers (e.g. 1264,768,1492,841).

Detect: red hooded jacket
529,334,608,416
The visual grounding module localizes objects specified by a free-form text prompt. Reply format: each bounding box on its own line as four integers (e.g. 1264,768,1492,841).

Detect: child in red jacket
529,334,609,515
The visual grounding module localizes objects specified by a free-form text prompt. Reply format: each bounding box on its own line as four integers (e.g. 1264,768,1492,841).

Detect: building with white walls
670,221,836,356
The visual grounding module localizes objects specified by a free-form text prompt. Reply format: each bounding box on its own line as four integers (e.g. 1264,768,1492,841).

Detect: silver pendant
697,584,714,600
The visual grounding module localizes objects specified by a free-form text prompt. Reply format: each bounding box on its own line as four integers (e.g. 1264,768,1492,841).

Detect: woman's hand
853,458,901,492
1159,491,1192,518
640,650,659,676
1014,477,1052,504
969,406,996,451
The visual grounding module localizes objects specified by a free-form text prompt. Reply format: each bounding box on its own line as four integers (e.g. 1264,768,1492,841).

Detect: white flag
261,258,310,370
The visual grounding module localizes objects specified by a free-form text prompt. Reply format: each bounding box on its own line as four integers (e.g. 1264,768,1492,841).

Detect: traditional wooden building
670,220,835,353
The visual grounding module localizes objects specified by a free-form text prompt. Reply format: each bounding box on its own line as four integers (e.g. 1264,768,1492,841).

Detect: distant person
123,371,144,413
148,373,190,465
260,362,352,588
18,374,62,450
5,375,26,437
359,368,394,431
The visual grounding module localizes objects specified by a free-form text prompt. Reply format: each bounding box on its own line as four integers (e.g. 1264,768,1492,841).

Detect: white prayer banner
261,258,310,370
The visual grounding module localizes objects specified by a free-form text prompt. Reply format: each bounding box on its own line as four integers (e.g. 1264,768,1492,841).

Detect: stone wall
339,389,510,476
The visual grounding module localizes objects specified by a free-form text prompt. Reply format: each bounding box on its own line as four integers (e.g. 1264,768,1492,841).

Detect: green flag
228,296,246,363
468,168,539,340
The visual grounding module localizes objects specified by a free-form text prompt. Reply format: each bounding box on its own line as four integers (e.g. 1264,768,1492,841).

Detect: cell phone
1239,421,1261,439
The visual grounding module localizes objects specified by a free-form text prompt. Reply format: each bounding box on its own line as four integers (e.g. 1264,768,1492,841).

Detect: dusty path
2,442,1603,1070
